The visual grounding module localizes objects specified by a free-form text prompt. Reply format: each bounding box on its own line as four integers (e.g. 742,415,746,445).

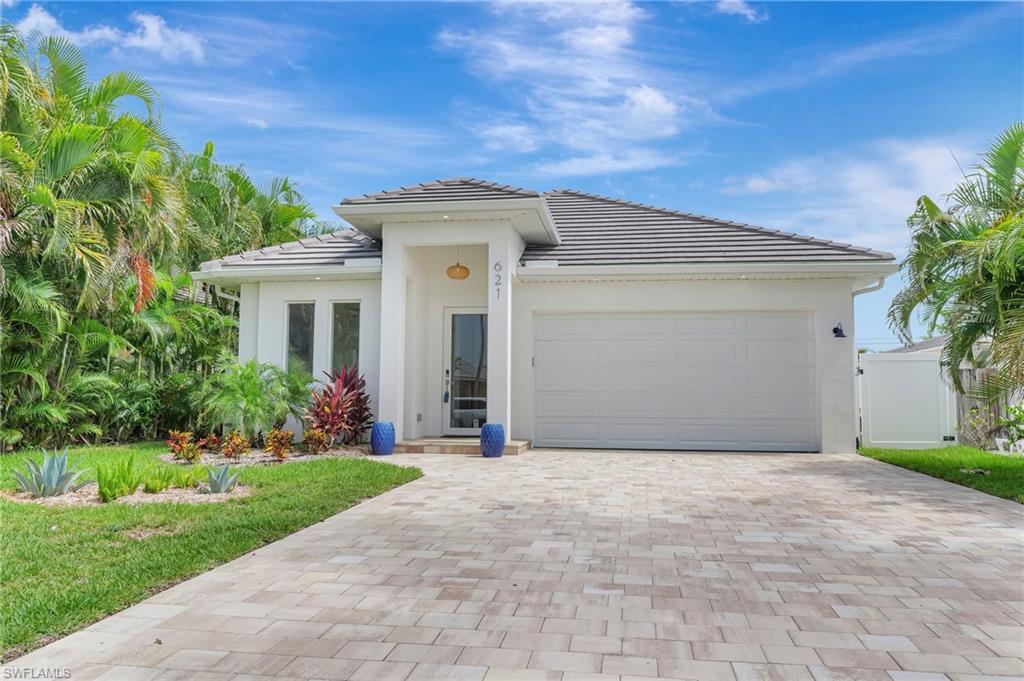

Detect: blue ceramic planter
480,423,505,458
370,421,395,455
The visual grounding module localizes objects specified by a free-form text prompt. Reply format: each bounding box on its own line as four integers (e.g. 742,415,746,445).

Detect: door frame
442,306,488,436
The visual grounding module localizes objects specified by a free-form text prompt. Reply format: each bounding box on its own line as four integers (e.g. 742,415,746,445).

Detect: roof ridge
545,188,892,259
342,177,540,204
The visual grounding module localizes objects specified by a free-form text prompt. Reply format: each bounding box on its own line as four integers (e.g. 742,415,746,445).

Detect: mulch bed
158,445,370,468
1,483,252,507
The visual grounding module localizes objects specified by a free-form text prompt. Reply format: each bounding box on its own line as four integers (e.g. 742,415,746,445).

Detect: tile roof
203,229,380,269
202,179,894,272
884,335,949,353
340,177,539,204
521,190,894,264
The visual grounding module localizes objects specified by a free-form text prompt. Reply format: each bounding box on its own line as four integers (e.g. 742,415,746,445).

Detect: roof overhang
334,197,560,246
517,260,898,283
192,260,383,287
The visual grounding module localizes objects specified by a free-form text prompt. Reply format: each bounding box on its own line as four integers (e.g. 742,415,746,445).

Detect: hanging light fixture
446,245,470,280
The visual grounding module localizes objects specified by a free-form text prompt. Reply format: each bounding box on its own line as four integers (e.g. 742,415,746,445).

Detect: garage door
533,312,819,452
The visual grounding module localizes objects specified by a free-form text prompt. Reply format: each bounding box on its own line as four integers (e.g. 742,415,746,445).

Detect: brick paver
5,450,1023,680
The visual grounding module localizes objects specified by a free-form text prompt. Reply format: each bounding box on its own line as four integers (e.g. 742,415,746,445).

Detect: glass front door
443,309,487,435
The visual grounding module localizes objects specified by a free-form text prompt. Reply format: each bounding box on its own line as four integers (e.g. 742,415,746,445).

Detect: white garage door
534,312,819,452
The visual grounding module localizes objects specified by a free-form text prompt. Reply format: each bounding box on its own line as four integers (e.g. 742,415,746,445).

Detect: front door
442,308,487,435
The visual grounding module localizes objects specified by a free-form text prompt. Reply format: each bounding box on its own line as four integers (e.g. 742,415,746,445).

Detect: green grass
860,445,1024,503
0,443,421,660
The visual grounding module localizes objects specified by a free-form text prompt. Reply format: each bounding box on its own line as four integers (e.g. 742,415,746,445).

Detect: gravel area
2,482,251,506
158,445,369,468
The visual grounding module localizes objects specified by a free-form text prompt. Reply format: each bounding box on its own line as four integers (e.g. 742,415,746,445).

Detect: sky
2,0,1021,349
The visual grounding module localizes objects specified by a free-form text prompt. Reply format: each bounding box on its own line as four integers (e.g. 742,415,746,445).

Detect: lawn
0,443,422,661
860,445,1024,503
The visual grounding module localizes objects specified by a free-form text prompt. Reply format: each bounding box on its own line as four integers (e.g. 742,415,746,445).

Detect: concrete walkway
6,450,1023,681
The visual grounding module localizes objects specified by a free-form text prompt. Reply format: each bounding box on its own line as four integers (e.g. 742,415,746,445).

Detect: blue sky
3,1,1021,348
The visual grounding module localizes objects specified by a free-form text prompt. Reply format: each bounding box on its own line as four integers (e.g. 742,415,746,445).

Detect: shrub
172,465,201,489
166,430,192,456
222,430,249,459
177,441,202,463
143,466,176,494
305,367,373,446
999,404,1024,441
197,359,311,439
203,464,239,494
302,426,331,454
96,455,144,502
13,448,87,498
265,428,293,460
199,433,221,452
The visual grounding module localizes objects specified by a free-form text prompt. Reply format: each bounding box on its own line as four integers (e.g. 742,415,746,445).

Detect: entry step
393,438,531,456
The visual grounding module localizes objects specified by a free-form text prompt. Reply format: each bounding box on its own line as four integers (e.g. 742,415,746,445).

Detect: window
286,302,315,374
331,302,360,372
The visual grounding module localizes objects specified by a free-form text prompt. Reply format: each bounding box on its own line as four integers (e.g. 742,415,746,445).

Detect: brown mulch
158,445,369,468
1,482,251,507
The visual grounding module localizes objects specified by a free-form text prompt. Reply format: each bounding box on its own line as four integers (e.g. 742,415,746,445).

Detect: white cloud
15,4,203,62
720,137,973,255
714,0,768,23
476,123,539,153
438,1,702,175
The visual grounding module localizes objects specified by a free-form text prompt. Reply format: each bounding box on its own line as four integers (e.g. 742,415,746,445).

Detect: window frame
328,299,361,375
284,300,316,375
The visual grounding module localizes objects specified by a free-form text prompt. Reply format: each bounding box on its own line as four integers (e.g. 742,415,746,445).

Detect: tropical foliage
889,122,1024,395
0,27,328,451
305,367,373,447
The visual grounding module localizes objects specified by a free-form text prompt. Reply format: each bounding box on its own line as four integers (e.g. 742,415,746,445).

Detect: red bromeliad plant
305,367,374,446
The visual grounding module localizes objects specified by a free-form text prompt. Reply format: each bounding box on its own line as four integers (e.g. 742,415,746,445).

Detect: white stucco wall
235,267,860,453
509,277,859,453
243,278,383,417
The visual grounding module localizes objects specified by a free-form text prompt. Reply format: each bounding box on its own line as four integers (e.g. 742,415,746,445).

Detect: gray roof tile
340,177,539,204
521,190,894,264
205,229,380,269
203,179,894,272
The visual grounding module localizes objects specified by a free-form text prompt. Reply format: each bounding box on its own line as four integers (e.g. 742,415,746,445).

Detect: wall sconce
832,323,847,338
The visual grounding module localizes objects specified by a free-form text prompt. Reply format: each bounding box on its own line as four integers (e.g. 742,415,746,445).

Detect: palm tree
889,122,1024,394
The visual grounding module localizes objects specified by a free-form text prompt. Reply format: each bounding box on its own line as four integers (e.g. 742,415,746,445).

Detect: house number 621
493,260,503,299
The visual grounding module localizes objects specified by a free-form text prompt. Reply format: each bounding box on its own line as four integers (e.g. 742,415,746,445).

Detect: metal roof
201,229,380,270
340,177,539,205
522,190,894,265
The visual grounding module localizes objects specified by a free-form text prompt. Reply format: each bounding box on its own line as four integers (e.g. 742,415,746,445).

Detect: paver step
393,438,530,456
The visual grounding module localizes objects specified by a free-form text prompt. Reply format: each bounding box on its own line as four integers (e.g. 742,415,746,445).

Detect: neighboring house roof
340,177,539,204
522,190,894,265
201,229,381,270
884,335,949,353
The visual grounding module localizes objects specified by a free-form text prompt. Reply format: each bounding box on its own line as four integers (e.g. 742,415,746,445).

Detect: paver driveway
7,450,1024,681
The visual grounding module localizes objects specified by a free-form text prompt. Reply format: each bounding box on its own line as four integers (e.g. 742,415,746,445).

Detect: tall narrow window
286,302,315,374
331,302,360,373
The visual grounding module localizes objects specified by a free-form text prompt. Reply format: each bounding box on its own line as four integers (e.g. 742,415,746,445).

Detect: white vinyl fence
858,353,958,449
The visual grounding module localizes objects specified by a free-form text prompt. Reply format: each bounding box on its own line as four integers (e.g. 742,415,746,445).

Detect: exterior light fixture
442,215,450,219
446,245,470,280
832,323,846,338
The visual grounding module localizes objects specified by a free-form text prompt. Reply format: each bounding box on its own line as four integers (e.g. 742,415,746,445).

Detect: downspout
852,277,886,297
850,276,887,448
211,284,241,305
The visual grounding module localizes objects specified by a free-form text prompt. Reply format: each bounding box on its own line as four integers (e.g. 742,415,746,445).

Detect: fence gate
858,353,957,449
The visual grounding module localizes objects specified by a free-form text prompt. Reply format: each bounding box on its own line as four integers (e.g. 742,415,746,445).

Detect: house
194,178,897,453
884,335,949,354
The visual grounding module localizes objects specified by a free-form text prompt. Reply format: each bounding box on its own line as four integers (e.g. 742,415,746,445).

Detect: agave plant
13,448,87,498
204,464,239,494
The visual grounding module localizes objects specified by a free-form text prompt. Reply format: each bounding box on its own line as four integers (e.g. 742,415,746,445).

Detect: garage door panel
746,313,814,338
534,311,819,452
747,339,815,365
674,315,742,335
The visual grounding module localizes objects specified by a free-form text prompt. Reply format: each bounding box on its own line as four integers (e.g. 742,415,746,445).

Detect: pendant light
446,245,470,280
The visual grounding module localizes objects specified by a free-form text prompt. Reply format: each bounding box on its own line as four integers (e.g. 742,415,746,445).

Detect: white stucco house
194,178,897,453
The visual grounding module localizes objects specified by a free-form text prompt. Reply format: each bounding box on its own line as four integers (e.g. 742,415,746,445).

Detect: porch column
378,239,406,441
487,235,515,443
